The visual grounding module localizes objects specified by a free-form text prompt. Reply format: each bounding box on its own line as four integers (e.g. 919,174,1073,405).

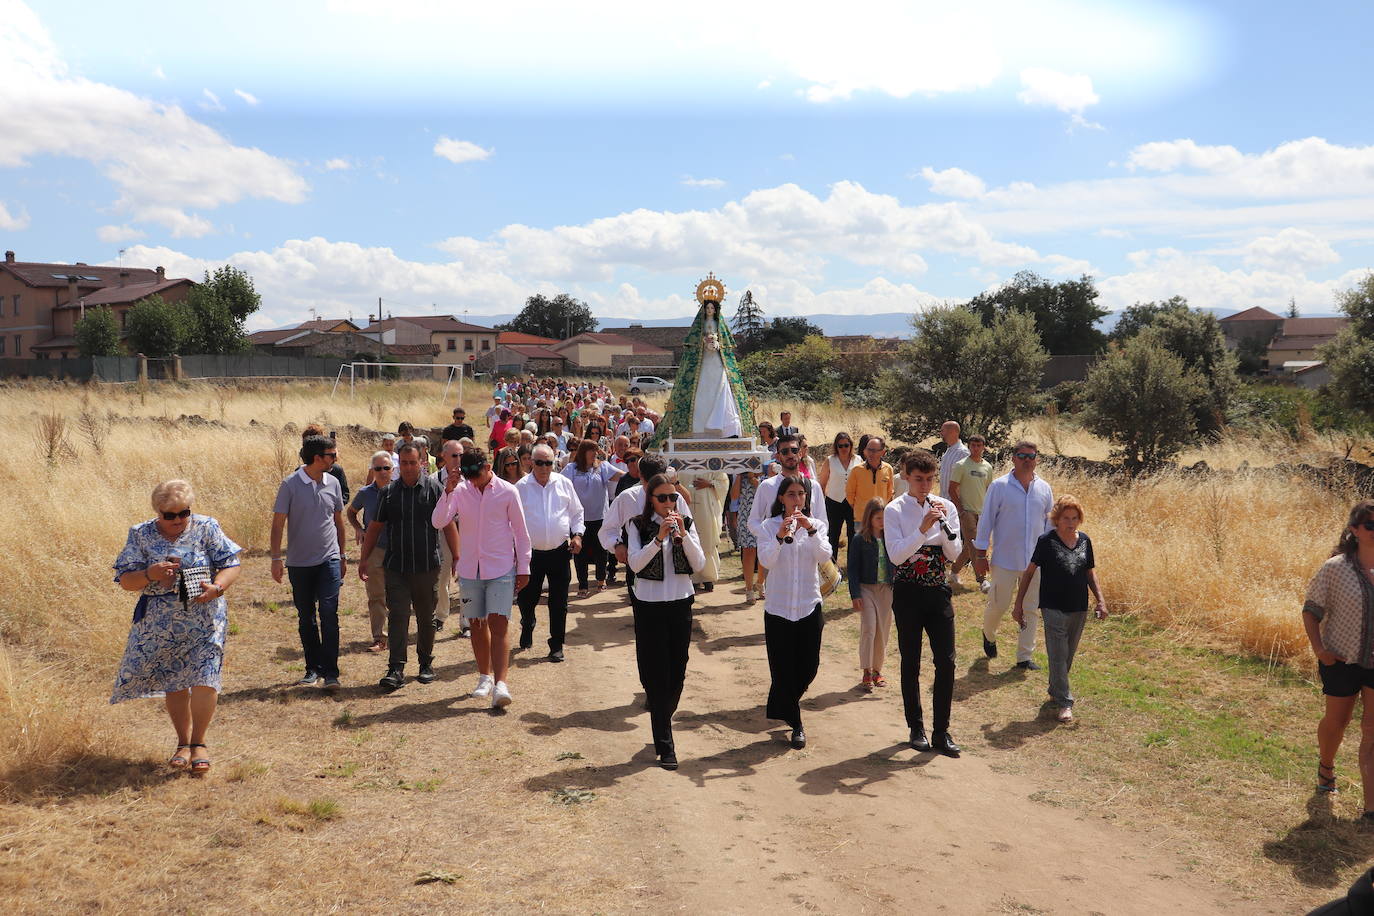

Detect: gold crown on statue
695,273,726,304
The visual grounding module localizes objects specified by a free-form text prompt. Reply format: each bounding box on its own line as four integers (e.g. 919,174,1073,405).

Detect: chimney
67,276,79,304
4,251,13,263
118,270,129,288
155,266,166,281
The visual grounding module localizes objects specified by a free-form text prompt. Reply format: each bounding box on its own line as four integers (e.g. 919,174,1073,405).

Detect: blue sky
2,0,1372,329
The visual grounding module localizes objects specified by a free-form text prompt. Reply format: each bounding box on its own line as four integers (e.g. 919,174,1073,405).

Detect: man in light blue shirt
972,439,1053,668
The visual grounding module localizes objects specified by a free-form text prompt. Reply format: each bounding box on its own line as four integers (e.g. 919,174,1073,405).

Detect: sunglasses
837,443,852,448
653,493,678,503
505,461,519,468
323,452,339,459
460,464,485,478
161,509,191,520
534,459,554,467
1014,453,1039,460
778,447,800,456
626,457,640,463
372,465,392,472
1358,521,1374,532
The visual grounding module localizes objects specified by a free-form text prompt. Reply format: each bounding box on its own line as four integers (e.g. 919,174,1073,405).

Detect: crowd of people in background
106,372,1373,823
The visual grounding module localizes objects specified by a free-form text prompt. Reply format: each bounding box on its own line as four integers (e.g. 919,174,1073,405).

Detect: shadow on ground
1263,793,1374,888
1,752,172,803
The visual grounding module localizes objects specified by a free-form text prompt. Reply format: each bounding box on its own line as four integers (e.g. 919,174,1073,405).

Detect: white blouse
627,513,706,604
757,514,831,621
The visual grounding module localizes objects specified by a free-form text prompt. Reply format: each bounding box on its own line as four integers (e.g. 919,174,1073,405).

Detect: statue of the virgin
650,274,754,447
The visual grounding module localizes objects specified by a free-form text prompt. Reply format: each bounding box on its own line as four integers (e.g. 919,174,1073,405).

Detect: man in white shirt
748,434,824,543
883,450,963,757
514,445,584,662
636,409,655,437
937,421,968,500
973,439,1054,669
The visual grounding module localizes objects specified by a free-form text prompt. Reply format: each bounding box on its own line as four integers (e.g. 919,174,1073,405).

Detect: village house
549,331,674,374
0,251,194,359
365,315,499,378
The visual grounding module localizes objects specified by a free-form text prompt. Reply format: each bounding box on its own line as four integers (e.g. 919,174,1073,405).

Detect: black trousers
824,497,854,562
632,595,694,754
892,582,956,734
517,544,572,650
385,567,440,670
764,605,825,729
574,519,607,589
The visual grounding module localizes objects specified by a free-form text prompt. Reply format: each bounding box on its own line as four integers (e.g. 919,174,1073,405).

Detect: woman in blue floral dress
112,480,242,774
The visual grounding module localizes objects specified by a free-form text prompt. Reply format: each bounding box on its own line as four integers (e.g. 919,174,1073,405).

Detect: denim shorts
459,571,517,620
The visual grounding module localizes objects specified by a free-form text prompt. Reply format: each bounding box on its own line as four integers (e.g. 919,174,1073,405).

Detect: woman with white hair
111,480,243,774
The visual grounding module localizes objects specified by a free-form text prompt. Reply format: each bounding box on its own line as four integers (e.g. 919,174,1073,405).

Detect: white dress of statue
691,306,743,438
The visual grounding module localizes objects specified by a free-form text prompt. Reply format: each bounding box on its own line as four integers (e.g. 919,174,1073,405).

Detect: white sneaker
947,570,961,587
472,674,494,698
745,586,756,603
979,579,992,594
491,680,512,708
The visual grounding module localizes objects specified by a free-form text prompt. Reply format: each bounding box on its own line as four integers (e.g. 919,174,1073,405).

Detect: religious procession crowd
109,374,1109,774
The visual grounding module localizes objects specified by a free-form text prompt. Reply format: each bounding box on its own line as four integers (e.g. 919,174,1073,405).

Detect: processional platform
659,434,772,474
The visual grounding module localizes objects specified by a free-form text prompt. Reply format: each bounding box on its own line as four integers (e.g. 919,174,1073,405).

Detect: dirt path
6,557,1283,914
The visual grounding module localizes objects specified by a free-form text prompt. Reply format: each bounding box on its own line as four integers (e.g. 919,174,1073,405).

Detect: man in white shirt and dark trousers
514,445,585,662
884,450,963,756
973,439,1054,669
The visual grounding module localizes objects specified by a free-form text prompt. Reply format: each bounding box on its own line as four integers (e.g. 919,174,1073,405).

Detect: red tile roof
248,329,300,345
295,318,361,332
1221,306,1283,322
553,332,669,353
368,316,496,334
56,278,192,308
0,260,164,288
505,345,567,360
1278,317,1348,337
498,331,561,346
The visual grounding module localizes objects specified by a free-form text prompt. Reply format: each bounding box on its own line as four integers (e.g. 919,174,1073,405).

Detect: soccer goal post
330,362,463,403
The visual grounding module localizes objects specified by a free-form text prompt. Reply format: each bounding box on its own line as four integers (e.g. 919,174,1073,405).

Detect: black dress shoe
1015,659,1042,671
983,637,998,659
790,727,807,749
703,582,714,592
932,731,961,758
432,617,444,632
518,631,533,650
416,664,436,684
379,668,404,690
658,750,679,770
547,648,564,663
909,727,931,752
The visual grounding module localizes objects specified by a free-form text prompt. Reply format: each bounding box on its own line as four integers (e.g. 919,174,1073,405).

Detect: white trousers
983,565,1040,663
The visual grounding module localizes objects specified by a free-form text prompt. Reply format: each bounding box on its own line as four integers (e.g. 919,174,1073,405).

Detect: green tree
124,295,188,358
1286,297,1300,319
183,286,251,354
1108,295,1190,343
1321,273,1374,418
731,290,766,355
739,335,839,401
1079,337,1206,470
74,306,122,357
201,265,262,323
497,293,597,339
877,306,1047,447
1139,308,1240,437
966,270,1108,354
755,315,825,352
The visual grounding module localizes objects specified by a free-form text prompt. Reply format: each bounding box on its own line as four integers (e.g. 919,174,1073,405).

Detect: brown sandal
1318,762,1338,794
188,743,211,775
168,745,191,769
872,672,887,688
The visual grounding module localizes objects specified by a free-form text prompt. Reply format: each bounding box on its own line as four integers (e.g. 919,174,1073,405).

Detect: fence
0,354,348,383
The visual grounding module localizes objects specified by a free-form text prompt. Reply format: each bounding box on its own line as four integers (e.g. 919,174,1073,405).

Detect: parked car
628,375,673,394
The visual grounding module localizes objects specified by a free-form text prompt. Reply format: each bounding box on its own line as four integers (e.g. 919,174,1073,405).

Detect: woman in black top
1014,495,1106,722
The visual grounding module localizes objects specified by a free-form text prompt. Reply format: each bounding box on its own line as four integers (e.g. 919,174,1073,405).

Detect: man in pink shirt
432,447,532,708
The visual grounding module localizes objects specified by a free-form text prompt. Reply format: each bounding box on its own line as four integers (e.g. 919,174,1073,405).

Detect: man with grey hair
514,444,584,662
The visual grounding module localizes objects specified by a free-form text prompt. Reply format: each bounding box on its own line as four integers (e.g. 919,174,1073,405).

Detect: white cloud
0,4,307,237
199,88,224,111
0,200,29,230
681,176,725,189
1017,68,1100,114
323,158,351,171
1098,248,1367,313
920,166,986,199
96,224,145,243
1241,228,1340,273
233,88,260,106
433,137,492,165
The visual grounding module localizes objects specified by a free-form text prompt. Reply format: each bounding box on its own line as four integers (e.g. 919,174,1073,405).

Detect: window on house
0,337,6,355
463,338,474,351
481,339,491,351
11,295,18,317
120,311,128,329
13,335,20,356
446,338,457,351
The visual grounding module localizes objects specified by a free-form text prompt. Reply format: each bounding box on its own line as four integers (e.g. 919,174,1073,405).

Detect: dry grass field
0,377,1368,913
